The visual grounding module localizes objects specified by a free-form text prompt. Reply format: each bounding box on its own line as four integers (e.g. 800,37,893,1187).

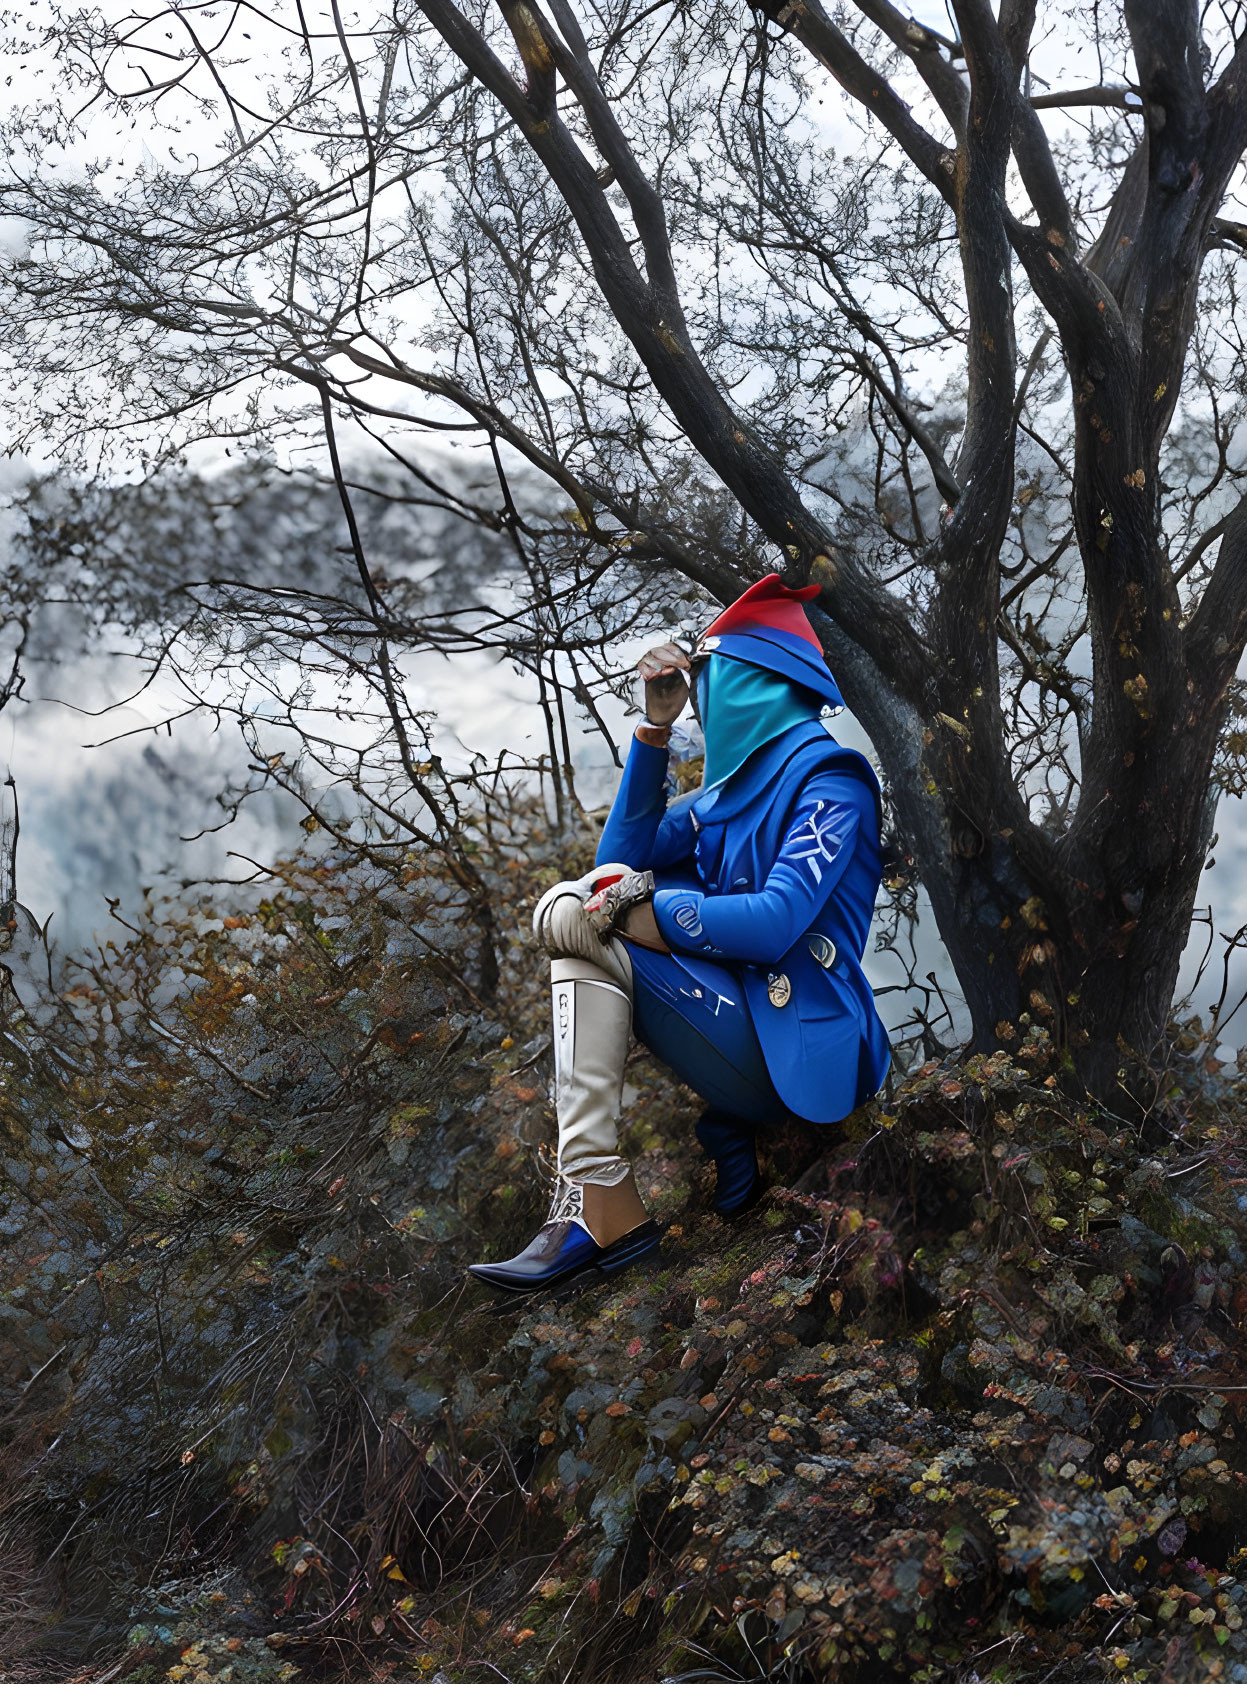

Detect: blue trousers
626,944,785,1125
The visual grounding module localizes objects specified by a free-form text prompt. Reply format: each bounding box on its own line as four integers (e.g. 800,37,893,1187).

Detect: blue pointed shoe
469,1177,662,1296
696,1110,762,1215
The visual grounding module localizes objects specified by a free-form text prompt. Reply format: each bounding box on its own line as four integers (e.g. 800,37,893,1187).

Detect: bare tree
5,0,1247,1088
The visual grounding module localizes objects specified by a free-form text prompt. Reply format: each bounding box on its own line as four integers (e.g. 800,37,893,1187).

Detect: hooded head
691,573,844,788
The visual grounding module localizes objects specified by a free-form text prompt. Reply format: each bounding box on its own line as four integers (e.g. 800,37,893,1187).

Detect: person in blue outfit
469,574,891,1294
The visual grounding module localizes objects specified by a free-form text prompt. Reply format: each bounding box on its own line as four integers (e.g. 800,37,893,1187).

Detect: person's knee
533,882,595,957
532,870,635,992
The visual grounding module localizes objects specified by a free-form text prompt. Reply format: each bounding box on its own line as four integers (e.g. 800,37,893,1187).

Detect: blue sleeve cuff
653,886,715,952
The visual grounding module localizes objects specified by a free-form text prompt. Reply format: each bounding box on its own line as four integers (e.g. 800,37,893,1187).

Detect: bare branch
757,0,956,206
851,0,969,136
1029,83,1141,110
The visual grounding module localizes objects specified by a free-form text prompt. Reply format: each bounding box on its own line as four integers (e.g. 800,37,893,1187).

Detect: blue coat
597,722,891,1125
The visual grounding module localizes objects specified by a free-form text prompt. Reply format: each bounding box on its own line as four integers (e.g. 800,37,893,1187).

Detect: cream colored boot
550,955,635,1189
467,883,660,1294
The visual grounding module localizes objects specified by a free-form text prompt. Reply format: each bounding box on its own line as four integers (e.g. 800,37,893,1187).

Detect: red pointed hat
695,572,843,711
701,573,822,649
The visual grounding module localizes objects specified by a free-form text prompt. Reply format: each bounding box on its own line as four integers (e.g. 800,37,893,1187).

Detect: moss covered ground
1,835,1246,1683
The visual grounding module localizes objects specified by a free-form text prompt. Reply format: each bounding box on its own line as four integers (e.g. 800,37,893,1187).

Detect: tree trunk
894,696,1224,1096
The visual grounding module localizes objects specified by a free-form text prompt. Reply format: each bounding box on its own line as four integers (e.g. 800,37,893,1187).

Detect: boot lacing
548,1176,586,1225
536,1144,587,1225
535,1141,566,1204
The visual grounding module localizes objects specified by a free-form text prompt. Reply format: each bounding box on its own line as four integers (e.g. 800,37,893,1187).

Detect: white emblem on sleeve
787,800,843,884
672,897,704,939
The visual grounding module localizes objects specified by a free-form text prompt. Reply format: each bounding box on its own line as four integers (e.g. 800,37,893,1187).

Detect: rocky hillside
1,837,1246,1683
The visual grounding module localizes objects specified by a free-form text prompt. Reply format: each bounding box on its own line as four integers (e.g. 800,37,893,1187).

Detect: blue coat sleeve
651,776,870,963
595,733,696,870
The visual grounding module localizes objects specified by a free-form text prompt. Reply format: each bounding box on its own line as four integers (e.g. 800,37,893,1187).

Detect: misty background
4,441,1247,1055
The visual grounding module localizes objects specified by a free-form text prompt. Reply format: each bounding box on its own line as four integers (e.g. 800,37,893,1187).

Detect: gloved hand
636,642,691,727
583,867,656,938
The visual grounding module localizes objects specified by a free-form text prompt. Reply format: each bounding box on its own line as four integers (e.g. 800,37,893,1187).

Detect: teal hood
696,653,816,789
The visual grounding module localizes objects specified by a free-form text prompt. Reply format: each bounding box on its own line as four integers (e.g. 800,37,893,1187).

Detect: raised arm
596,640,698,870
596,731,697,869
